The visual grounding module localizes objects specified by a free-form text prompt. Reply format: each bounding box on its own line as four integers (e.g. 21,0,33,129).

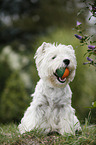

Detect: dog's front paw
18,124,26,134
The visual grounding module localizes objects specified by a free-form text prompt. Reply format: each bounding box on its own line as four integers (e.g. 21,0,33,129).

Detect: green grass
0,123,96,145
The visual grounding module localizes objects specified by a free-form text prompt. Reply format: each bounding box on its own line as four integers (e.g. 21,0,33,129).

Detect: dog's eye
52,55,57,59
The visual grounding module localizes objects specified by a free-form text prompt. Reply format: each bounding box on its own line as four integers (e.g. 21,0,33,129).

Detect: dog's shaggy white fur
18,42,81,135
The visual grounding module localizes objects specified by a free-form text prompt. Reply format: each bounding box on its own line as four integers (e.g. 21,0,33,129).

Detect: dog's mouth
54,73,66,83
54,67,70,83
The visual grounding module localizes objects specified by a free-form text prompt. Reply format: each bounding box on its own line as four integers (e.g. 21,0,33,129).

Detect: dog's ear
34,42,51,69
68,45,73,50
34,42,50,59
40,42,49,53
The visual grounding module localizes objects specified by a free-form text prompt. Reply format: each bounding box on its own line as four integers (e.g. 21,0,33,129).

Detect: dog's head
34,42,77,88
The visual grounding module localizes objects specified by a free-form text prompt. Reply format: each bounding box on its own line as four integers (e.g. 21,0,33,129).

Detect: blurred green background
0,0,96,124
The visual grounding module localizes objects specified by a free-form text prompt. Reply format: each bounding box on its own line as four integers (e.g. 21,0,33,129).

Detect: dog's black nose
63,59,70,66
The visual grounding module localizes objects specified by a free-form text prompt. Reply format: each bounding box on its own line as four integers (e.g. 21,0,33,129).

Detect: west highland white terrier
18,42,81,135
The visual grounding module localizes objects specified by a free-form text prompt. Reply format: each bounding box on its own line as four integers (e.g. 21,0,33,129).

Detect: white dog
18,42,81,135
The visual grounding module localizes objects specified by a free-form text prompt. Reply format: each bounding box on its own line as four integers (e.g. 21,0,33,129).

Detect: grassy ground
0,122,96,145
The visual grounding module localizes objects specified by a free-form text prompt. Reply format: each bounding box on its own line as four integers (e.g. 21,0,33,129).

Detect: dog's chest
43,86,71,108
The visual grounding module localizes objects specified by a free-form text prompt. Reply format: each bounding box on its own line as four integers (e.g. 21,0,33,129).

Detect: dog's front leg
58,105,81,135
18,95,50,134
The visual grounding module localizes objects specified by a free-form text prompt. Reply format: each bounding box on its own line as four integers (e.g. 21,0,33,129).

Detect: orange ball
61,68,69,79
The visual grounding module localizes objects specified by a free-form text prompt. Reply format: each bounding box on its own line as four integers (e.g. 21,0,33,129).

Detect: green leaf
87,50,92,52
89,15,92,20
77,9,85,16
92,101,96,108
84,52,88,57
